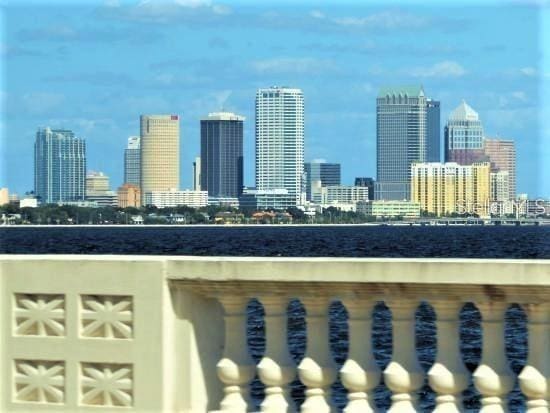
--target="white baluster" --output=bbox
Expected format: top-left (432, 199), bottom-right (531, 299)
top-left (297, 297), bottom-right (337, 413)
top-left (257, 296), bottom-right (296, 413)
top-left (519, 303), bottom-right (550, 412)
top-left (216, 297), bottom-right (256, 413)
top-left (340, 299), bottom-right (380, 413)
top-left (383, 300), bottom-right (424, 412)
top-left (428, 301), bottom-right (469, 413)
top-left (473, 302), bottom-right (514, 413)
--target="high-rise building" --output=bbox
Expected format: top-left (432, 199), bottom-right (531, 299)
top-left (304, 160), bottom-right (341, 202)
top-left (411, 162), bottom-right (491, 217)
top-left (34, 127), bottom-right (86, 204)
top-left (426, 99), bottom-right (441, 162)
top-left (200, 112), bottom-right (244, 198)
top-left (124, 136), bottom-right (141, 187)
top-left (376, 86), bottom-right (427, 201)
top-left (444, 101), bottom-right (487, 165)
top-left (354, 177), bottom-right (375, 201)
top-left (256, 86), bottom-right (304, 206)
top-left (140, 115), bottom-right (180, 201)
top-left (484, 138), bottom-right (516, 201)
top-left (193, 157), bottom-right (201, 191)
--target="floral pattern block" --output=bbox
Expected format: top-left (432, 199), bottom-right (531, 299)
top-left (14, 294), bottom-right (65, 336)
top-left (81, 295), bottom-right (133, 339)
top-left (14, 360), bottom-right (65, 404)
top-left (81, 363), bottom-right (133, 407)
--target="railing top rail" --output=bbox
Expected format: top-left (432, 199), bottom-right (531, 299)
top-left (2, 255), bottom-right (549, 288)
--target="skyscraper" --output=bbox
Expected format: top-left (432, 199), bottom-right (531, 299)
top-left (304, 160), bottom-right (341, 201)
top-left (484, 138), bottom-right (516, 200)
top-left (140, 115), bottom-right (180, 200)
top-left (200, 112), bottom-right (244, 198)
top-left (444, 101), bottom-right (486, 165)
top-left (426, 99), bottom-right (440, 162)
top-left (34, 127), bottom-right (86, 204)
top-left (376, 86), bottom-right (427, 200)
top-left (193, 157), bottom-right (201, 191)
top-left (124, 136), bottom-right (141, 186)
top-left (256, 86), bottom-right (304, 206)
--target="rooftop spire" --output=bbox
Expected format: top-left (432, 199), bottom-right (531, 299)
top-left (449, 100), bottom-right (479, 121)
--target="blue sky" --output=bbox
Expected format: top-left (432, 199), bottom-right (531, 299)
top-left (1, 0), bottom-right (549, 197)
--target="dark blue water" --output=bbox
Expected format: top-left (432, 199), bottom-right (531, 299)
top-left (1, 225), bottom-right (549, 258)
top-left (1, 226), bottom-right (540, 411)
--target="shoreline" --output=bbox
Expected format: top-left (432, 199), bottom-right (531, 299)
top-left (1, 221), bottom-right (549, 228)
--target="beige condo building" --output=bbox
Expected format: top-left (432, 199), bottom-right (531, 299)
top-left (140, 115), bottom-right (180, 201)
top-left (411, 162), bottom-right (491, 217)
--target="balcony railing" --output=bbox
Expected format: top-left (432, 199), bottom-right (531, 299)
top-left (1, 256), bottom-right (548, 412)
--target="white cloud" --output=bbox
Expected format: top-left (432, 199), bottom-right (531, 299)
top-left (251, 57), bottom-right (337, 74)
top-left (174, 0), bottom-right (211, 7)
top-left (310, 10), bottom-right (325, 19)
top-left (125, 0), bottom-right (230, 22)
top-left (212, 4), bottom-right (231, 15)
top-left (21, 92), bottom-right (66, 115)
top-left (520, 67), bottom-right (537, 77)
top-left (511, 91), bottom-right (528, 102)
top-left (362, 83), bottom-right (374, 94)
top-left (45, 118), bottom-right (117, 135)
top-left (333, 11), bottom-right (428, 29)
top-left (214, 90), bottom-right (232, 109)
top-left (410, 61), bottom-right (466, 78)
top-left (103, 0), bottom-right (120, 7)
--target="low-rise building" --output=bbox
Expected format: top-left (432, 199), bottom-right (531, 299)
top-left (239, 189), bottom-right (297, 210)
top-left (320, 185), bottom-right (369, 205)
top-left (144, 190), bottom-right (208, 208)
top-left (250, 211), bottom-right (293, 224)
top-left (214, 211), bottom-right (244, 224)
top-left (118, 184), bottom-right (141, 208)
top-left (208, 197), bottom-right (240, 208)
top-left (357, 200), bottom-right (421, 219)
top-left (20, 197), bottom-right (38, 208)
top-left (85, 192), bottom-right (118, 207)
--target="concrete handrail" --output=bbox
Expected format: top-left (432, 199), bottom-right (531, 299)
top-left (1, 255), bottom-right (549, 412)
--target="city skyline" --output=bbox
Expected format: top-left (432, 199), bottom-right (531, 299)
top-left (1, 1), bottom-right (548, 197)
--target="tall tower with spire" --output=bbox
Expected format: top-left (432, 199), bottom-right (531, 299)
top-left (444, 100), bottom-right (487, 165)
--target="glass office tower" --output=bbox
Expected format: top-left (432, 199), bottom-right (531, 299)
top-left (200, 112), bottom-right (244, 198)
top-left (375, 85), bottom-right (427, 200)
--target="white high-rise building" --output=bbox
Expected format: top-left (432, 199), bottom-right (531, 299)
top-left (255, 87), bottom-right (304, 207)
